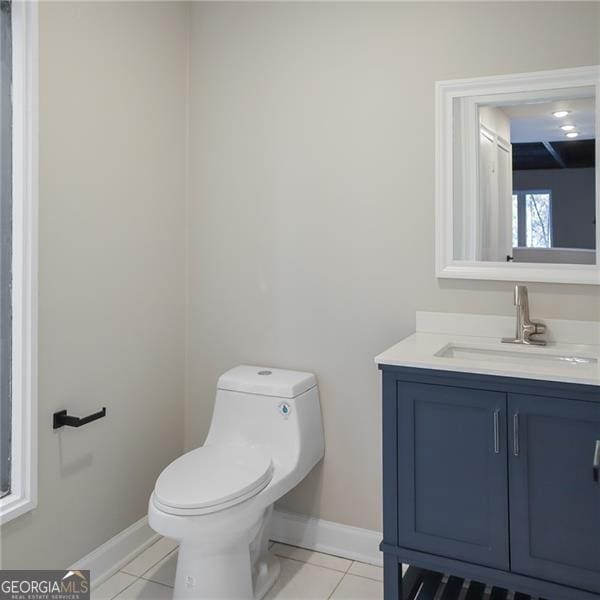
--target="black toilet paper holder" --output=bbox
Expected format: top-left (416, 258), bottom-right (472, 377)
top-left (53, 407), bottom-right (107, 430)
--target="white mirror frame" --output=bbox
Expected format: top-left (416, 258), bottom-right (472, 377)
top-left (435, 65), bottom-right (600, 285)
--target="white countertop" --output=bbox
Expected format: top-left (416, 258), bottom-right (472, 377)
top-left (375, 312), bottom-right (600, 387)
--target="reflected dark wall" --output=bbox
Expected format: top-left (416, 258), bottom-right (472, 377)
top-left (513, 167), bottom-right (596, 249)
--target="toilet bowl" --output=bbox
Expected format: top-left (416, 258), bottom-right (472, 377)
top-left (148, 365), bottom-right (325, 600)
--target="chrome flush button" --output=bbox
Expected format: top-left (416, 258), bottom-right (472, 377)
top-left (279, 402), bottom-right (291, 418)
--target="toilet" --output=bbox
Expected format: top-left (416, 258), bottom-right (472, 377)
top-left (148, 365), bottom-right (325, 600)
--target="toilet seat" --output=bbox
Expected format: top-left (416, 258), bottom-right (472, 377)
top-left (153, 444), bottom-right (274, 516)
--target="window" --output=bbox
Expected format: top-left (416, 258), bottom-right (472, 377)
top-left (1, 0), bottom-right (12, 500)
top-left (512, 190), bottom-right (553, 249)
top-left (0, 0), bottom-right (37, 524)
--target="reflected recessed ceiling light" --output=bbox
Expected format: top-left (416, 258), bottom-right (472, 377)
top-left (553, 110), bottom-right (570, 118)
top-left (565, 131), bottom-right (579, 138)
top-left (560, 124), bottom-right (576, 131)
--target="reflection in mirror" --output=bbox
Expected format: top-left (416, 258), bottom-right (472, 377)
top-left (453, 87), bottom-right (596, 265)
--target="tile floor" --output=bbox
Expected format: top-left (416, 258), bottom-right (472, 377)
top-left (92, 538), bottom-right (386, 600)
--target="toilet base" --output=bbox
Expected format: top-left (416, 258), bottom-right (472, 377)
top-left (162, 504), bottom-right (280, 600)
top-left (173, 544), bottom-right (280, 600)
top-left (254, 553), bottom-right (281, 600)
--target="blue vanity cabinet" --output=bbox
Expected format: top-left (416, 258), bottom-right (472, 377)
top-left (381, 366), bottom-right (600, 600)
top-left (508, 393), bottom-right (600, 593)
top-left (396, 382), bottom-right (509, 570)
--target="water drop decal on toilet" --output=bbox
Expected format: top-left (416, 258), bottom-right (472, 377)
top-left (278, 402), bottom-right (291, 418)
top-left (258, 370), bottom-right (272, 376)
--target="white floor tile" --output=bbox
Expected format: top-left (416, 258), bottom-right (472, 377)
top-left (122, 538), bottom-right (178, 577)
top-left (92, 572), bottom-right (137, 600)
top-left (329, 574), bottom-right (383, 600)
top-left (265, 558), bottom-right (343, 600)
top-left (113, 579), bottom-right (173, 600)
top-left (141, 551), bottom-right (178, 587)
top-left (271, 544), bottom-right (351, 573)
top-left (346, 562), bottom-right (383, 581)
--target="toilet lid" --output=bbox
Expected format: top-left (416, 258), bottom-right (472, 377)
top-left (154, 444), bottom-right (273, 511)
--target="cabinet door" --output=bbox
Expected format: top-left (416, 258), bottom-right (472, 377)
top-left (509, 394), bottom-right (600, 593)
top-left (397, 382), bottom-right (509, 569)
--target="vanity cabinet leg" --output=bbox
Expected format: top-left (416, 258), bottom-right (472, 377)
top-left (383, 553), bottom-right (402, 600)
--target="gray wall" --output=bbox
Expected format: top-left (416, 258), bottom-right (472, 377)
top-left (513, 167), bottom-right (596, 249)
top-left (0, 2), bottom-right (188, 568)
top-left (3, 1), bottom-right (600, 568)
top-left (187, 1), bottom-right (600, 533)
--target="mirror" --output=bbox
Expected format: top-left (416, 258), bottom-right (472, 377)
top-left (436, 66), bottom-right (600, 285)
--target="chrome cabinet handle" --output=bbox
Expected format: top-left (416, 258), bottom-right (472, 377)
top-left (593, 440), bottom-right (600, 483)
top-left (513, 413), bottom-right (520, 457)
top-left (493, 409), bottom-right (500, 454)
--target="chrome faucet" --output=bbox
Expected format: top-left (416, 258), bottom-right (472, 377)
top-left (502, 285), bottom-right (547, 346)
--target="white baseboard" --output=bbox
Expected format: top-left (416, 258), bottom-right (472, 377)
top-left (270, 509), bottom-right (383, 567)
top-left (69, 516), bottom-right (160, 589)
top-left (70, 509), bottom-right (382, 590)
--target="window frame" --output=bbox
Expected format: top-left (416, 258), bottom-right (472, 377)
top-left (1, 0), bottom-right (13, 499)
top-left (0, 0), bottom-right (38, 525)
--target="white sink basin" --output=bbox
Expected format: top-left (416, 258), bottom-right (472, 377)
top-left (435, 343), bottom-right (598, 367)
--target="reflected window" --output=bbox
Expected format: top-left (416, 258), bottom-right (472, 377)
top-left (512, 190), bottom-right (552, 249)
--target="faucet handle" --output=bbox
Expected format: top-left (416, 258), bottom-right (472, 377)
top-left (533, 322), bottom-right (546, 336)
top-left (514, 284), bottom-right (528, 306)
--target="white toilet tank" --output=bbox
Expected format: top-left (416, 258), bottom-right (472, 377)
top-left (205, 366), bottom-right (324, 479)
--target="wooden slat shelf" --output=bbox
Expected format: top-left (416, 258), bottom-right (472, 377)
top-left (402, 566), bottom-right (549, 600)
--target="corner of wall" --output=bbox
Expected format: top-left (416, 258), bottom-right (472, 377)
top-left (183, 0), bottom-right (194, 453)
